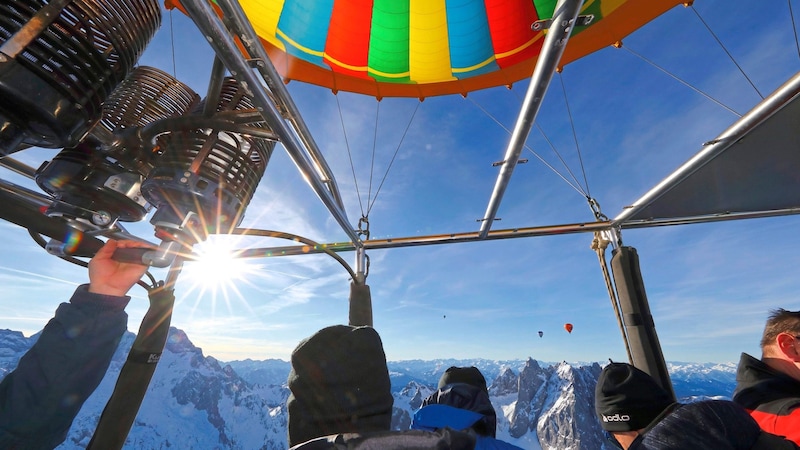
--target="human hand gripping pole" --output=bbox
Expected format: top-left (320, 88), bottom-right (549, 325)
top-left (89, 239), bottom-right (153, 295)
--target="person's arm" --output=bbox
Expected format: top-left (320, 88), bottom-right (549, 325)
top-left (0, 239), bottom-right (152, 448)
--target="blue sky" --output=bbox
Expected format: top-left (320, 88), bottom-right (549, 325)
top-left (1, 0), bottom-right (799, 366)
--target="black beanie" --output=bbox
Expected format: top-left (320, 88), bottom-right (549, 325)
top-left (287, 325), bottom-right (393, 447)
top-left (438, 366), bottom-right (488, 393)
top-left (595, 362), bottom-right (675, 432)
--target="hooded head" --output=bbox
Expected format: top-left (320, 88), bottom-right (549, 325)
top-left (287, 325), bottom-right (393, 447)
top-left (418, 366), bottom-right (497, 437)
top-left (594, 362), bottom-right (675, 432)
top-left (438, 366), bottom-right (488, 392)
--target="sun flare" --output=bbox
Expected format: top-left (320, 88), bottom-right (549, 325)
top-left (182, 238), bottom-right (259, 295)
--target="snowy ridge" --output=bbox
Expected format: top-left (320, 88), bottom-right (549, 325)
top-left (0, 328), bottom-right (31, 378)
top-left (0, 328), bottom-right (738, 449)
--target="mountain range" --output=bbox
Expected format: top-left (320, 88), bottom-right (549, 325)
top-left (0, 327), bottom-right (738, 449)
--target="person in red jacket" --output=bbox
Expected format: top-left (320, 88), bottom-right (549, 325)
top-left (733, 308), bottom-right (800, 445)
top-left (0, 239), bottom-right (152, 449)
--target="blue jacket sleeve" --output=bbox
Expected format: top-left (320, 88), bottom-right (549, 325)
top-left (0, 284), bottom-right (130, 449)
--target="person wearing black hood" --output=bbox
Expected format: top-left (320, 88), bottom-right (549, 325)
top-left (286, 325), bottom-right (476, 449)
top-left (411, 366), bottom-right (523, 449)
top-left (595, 361), bottom-right (799, 450)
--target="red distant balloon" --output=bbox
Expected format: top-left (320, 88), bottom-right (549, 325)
top-left (564, 323), bottom-right (573, 334)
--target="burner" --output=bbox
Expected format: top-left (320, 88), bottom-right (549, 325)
top-left (34, 66), bottom-right (199, 226)
top-left (0, 0), bottom-right (161, 154)
top-left (142, 77), bottom-right (276, 243)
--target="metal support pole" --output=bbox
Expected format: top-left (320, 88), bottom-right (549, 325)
top-left (214, 0), bottom-right (347, 211)
top-left (179, 0), bottom-right (361, 246)
top-left (479, 0), bottom-right (584, 238)
top-left (202, 56), bottom-right (228, 118)
top-left (354, 247), bottom-right (367, 284)
top-left (614, 70), bottom-right (800, 226)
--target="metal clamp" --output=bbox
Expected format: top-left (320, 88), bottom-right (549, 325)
top-left (532, 14), bottom-right (595, 32)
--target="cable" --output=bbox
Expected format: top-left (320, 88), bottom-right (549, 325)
top-left (622, 45), bottom-right (742, 117)
top-left (169, 9), bottom-right (177, 79)
top-left (558, 72), bottom-right (592, 198)
top-left (367, 100), bottom-right (380, 213)
top-left (592, 231), bottom-right (633, 363)
top-left (690, 5), bottom-right (763, 99)
top-left (367, 101), bottom-right (420, 215)
top-left (336, 94), bottom-right (365, 216)
top-left (467, 96), bottom-right (588, 198)
top-left (336, 98), bottom-right (419, 222)
top-left (509, 87), bottom-right (588, 195)
top-left (790, 0), bottom-right (800, 61)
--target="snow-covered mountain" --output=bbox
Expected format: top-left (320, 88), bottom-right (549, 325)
top-left (0, 327), bottom-right (737, 449)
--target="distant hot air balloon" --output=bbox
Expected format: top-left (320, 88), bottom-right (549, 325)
top-left (564, 323), bottom-right (573, 334)
top-left (538, 331), bottom-right (543, 338)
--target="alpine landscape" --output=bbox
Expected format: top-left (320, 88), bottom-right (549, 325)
top-left (0, 327), bottom-right (737, 449)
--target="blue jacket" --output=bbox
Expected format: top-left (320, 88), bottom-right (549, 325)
top-left (0, 284), bottom-right (130, 449)
top-left (412, 404), bottom-right (524, 450)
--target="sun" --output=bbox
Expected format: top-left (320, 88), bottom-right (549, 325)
top-left (181, 237), bottom-right (259, 295)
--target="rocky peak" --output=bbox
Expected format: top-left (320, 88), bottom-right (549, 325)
top-left (490, 366), bottom-right (519, 396)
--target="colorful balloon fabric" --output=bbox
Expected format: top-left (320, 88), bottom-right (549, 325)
top-left (166, 0), bottom-right (684, 98)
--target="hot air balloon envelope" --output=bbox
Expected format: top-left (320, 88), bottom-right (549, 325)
top-left (538, 331), bottom-right (543, 338)
top-left (166, 0), bottom-right (685, 99)
top-left (564, 323), bottom-right (573, 334)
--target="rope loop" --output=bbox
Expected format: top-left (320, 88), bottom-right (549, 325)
top-left (592, 230), bottom-right (634, 363)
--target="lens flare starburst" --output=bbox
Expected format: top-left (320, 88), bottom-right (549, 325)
top-left (178, 236), bottom-right (263, 316)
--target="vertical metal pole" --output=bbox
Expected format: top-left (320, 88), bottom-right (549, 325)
top-left (610, 246), bottom-right (676, 400)
top-left (214, 0), bottom-right (348, 211)
top-left (201, 56), bottom-right (227, 118)
top-left (179, 0), bottom-right (361, 245)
